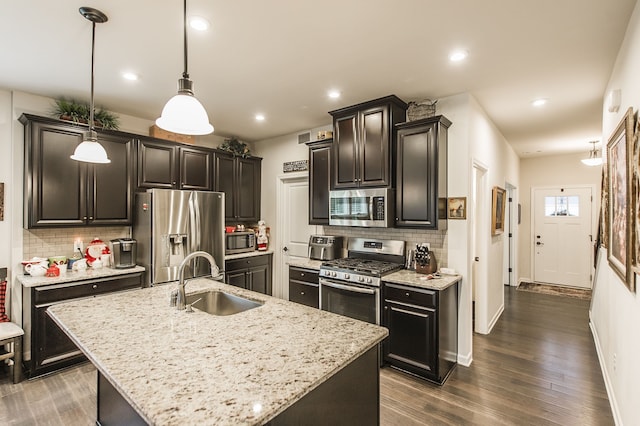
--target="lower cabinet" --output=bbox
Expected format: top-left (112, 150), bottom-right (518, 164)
top-left (288, 266), bottom-right (319, 308)
top-left (25, 272), bottom-right (143, 378)
top-left (225, 253), bottom-right (272, 295)
top-left (382, 280), bottom-right (458, 384)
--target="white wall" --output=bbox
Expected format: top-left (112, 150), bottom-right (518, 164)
top-left (518, 152), bottom-right (602, 283)
top-left (591, 2), bottom-right (640, 424)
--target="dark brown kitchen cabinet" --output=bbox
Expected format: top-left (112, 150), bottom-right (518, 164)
top-left (307, 139), bottom-right (332, 225)
top-left (329, 95), bottom-right (407, 189)
top-left (288, 266), bottom-right (319, 308)
top-left (395, 116), bottom-right (451, 229)
top-left (25, 272), bottom-right (143, 378)
top-left (20, 114), bottom-right (134, 228)
top-left (382, 280), bottom-right (458, 385)
top-left (214, 152), bottom-right (262, 223)
top-left (225, 253), bottom-right (272, 295)
top-left (137, 138), bottom-right (213, 191)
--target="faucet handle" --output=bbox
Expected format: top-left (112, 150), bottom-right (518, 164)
top-left (169, 289), bottom-right (178, 307)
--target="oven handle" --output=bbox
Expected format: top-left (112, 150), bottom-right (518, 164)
top-left (320, 278), bottom-right (377, 295)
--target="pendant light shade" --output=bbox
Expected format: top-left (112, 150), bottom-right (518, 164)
top-left (156, 0), bottom-right (213, 135)
top-left (71, 7), bottom-right (110, 164)
top-left (580, 141), bottom-right (603, 166)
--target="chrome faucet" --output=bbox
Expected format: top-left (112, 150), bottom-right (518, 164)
top-left (175, 251), bottom-right (220, 310)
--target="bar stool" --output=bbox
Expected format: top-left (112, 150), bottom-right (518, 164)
top-left (0, 322), bottom-right (24, 383)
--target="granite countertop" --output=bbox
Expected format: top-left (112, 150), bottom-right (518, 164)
top-left (287, 258), bottom-right (323, 270)
top-left (17, 265), bottom-right (146, 288)
top-left (225, 249), bottom-right (274, 260)
top-left (48, 279), bottom-right (388, 425)
top-left (383, 269), bottom-right (461, 290)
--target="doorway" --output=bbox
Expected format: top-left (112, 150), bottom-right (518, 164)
top-left (275, 172), bottom-right (317, 299)
top-left (532, 186), bottom-right (594, 289)
top-left (471, 161), bottom-right (489, 334)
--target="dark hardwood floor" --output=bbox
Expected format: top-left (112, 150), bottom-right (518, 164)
top-left (0, 287), bottom-right (613, 425)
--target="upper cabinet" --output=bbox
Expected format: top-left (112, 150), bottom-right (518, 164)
top-left (329, 95), bottom-right (407, 189)
top-left (395, 116), bottom-right (451, 229)
top-left (21, 114), bottom-right (134, 228)
top-left (307, 139), bottom-right (332, 225)
top-left (137, 138), bottom-right (212, 191)
top-left (214, 152), bottom-right (261, 223)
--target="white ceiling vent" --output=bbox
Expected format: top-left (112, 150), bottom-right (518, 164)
top-left (297, 131), bottom-right (311, 144)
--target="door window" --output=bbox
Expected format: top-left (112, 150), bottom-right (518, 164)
top-left (544, 195), bottom-right (579, 217)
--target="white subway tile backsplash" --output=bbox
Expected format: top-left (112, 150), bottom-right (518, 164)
top-left (23, 226), bottom-right (131, 260)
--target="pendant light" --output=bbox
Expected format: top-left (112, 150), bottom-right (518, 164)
top-left (71, 7), bottom-right (111, 164)
top-left (581, 141), bottom-right (603, 166)
top-left (156, 0), bottom-right (214, 135)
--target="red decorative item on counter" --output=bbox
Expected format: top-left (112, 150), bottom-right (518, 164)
top-left (0, 280), bottom-right (9, 322)
top-left (45, 266), bottom-right (60, 277)
top-left (85, 237), bottom-right (108, 264)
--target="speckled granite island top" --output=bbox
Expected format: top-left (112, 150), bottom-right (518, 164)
top-left (48, 279), bottom-right (388, 425)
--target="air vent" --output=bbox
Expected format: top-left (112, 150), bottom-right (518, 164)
top-left (297, 132), bottom-right (311, 144)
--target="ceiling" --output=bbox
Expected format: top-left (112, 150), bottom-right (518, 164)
top-left (1, 0), bottom-right (637, 157)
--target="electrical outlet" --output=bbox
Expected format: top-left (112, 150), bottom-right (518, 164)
top-left (73, 239), bottom-right (84, 254)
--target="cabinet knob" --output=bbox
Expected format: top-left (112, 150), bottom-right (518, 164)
top-left (92, 284), bottom-right (98, 289)
top-left (172, 181), bottom-right (177, 185)
top-left (301, 291), bottom-right (305, 295)
top-left (405, 292), bottom-right (410, 297)
top-left (301, 273), bottom-right (305, 276)
top-left (83, 216), bottom-right (88, 220)
top-left (89, 216), bottom-right (94, 220)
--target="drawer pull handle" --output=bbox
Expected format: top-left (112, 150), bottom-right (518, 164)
top-left (301, 273), bottom-right (305, 276)
top-left (92, 284), bottom-right (98, 289)
top-left (405, 292), bottom-right (410, 297)
top-left (301, 291), bottom-right (305, 295)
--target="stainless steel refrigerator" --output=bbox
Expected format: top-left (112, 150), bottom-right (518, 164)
top-left (133, 189), bottom-right (225, 287)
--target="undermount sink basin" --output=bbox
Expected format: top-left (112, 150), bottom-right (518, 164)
top-left (185, 290), bottom-right (263, 316)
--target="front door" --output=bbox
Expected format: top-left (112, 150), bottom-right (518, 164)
top-left (533, 187), bottom-right (593, 288)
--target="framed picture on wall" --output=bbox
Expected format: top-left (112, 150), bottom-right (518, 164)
top-left (491, 186), bottom-right (506, 235)
top-left (632, 111), bottom-right (640, 278)
top-left (607, 107), bottom-right (635, 292)
top-left (448, 197), bottom-right (467, 219)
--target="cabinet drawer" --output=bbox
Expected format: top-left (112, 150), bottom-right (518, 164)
top-left (226, 254), bottom-right (269, 271)
top-left (383, 283), bottom-right (436, 308)
top-left (289, 267), bottom-right (319, 284)
top-left (34, 273), bottom-right (142, 304)
top-left (289, 280), bottom-right (319, 308)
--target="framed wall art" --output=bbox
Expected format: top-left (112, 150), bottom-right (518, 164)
top-left (491, 186), bottom-right (506, 235)
top-left (448, 197), bottom-right (467, 219)
top-left (607, 107), bottom-right (635, 292)
top-left (632, 110), bottom-right (640, 278)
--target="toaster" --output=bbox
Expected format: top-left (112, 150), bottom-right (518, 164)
top-left (308, 235), bottom-right (343, 260)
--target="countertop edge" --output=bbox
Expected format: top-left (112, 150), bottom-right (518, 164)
top-left (17, 265), bottom-right (146, 288)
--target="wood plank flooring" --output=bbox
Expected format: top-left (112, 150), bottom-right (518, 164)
top-left (0, 287), bottom-right (613, 425)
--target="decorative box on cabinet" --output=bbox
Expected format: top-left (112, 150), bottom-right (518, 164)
top-left (137, 138), bottom-right (213, 191)
top-left (225, 253), bottom-right (272, 295)
top-left (382, 280), bottom-right (458, 384)
top-left (307, 139), bottom-right (332, 225)
top-left (20, 114), bottom-right (134, 228)
top-left (329, 95), bottom-right (407, 189)
top-left (24, 272), bottom-right (143, 378)
top-left (288, 266), bottom-right (319, 308)
top-left (395, 116), bottom-right (450, 229)
top-left (214, 152), bottom-right (262, 223)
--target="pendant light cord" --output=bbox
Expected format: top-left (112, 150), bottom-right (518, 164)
top-left (183, 0), bottom-right (189, 79)
top-left (89, 20), bottom-right (96, 132)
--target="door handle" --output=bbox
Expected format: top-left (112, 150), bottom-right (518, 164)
top-left (283, 246), bottom-right (289, 252)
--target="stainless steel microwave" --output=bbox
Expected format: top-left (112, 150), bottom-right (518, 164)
top-left (329, 188), bottom-right (394, 228)
top-left (225, 231), bottom-right (256, 255)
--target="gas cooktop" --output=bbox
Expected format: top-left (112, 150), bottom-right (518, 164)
top-left (321, 258), bottom-right (403, 277)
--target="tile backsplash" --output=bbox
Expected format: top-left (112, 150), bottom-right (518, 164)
top-left (23, 226), bottom-right (131, 260)
top-left (321, 226), bottom-right (448, 267)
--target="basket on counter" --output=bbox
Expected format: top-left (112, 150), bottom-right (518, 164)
top-left (407, 99), bottom-right (438, 121)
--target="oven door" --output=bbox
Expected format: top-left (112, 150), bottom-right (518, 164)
top-left (319, 277), bottom-right (380, 325)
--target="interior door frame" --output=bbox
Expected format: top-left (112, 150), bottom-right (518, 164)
top-left (275, 171), bottom-right (315, 300)
top-left (471, 160), bottom-right (490, 334)
top-left (530, 184), bottom-right (597, 286)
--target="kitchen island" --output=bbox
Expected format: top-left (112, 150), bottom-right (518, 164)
top-left (48, 278), bottom-right (387, 425)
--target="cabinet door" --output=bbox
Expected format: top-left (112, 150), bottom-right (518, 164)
top-left (289, 280), bottom-right (319, 308)
top-left (332, 113), bottom-right (358, 189)
top-left (247, 265), bottom-right (269, 294)
top-left (89, 133), bottom-right (134, 225)
top-left (225, 269), bottom-right (248, 289)
top-left (308, 141), bottom-right (332, 224)
top-left (214, 152), bottom-right (236, 221)
top-left (33, 304), bottom-right (85, 375)
top-left (180, 147), bottom-right (212, 190)
top-left (236, 157), bottom-right (261, 222)
top-left (137, 139), bottom-right (177, 189)
top-left (383, 301), bottom-right (437, 377)
top-left (25, 120), bottom-right (87, 227)
top-left (359, 105), bottom-right (390, 187)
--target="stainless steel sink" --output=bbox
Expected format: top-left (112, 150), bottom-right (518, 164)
top-left (185, 291), bottom-right (263, 316)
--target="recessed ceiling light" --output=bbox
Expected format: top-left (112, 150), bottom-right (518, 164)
top-left (255, 114), bottom-right (265, 122)
top-left (531, 98), bottom-right (548, 107)
top-left (449, 50), bottom-right (468, 62)
top-left (328, 90), bottom-right (341, 99)
top-left (189, 16), bottom-right (210, 31)
top-left (122, 72), bottom-right (139, 81)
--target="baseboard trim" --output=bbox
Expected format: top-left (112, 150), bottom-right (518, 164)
top-left (485, 303), bottom-right (504, 334)
top-left (518, 277), bottom-right (531, 286)
top-left (457, 351), bottom-right (473, 367)
top-left (589, 316), bottom-right (621, 425)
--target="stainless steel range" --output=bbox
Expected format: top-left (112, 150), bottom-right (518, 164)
top-left (319, 237), bottom-right (405, 325)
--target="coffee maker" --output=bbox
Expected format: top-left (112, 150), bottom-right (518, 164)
top-left (110, 238), bottom-right (137, 269)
